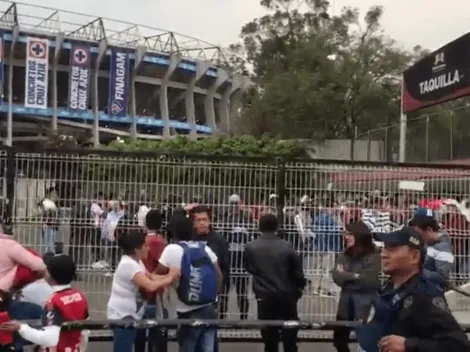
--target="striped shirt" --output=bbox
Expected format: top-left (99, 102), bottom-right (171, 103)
top-left (361, 208), bottom-right (391, 233)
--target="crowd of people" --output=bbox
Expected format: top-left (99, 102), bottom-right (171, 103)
top-left (35, 189), bottom-right (470, 294)
top-left (0, 187), bottom-right (470, 351)
top-left (1, 201), bottom-right (470, 352)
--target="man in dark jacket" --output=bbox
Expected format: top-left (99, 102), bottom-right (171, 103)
top-left (331, 221), bottom-right (381, 352)
top-left (356, 227), bottom-right (470, 352)
top-left (222, 196), bottom-right (256, 320)
top-left (190, 205), bottom-right (230, 318)
top-left (244, 214), bottom-right (306, 352)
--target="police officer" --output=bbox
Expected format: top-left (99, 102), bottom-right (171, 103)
top-left (356, 227), bottom-right (470, 352)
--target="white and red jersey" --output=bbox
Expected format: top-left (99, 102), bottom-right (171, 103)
top-left (41, 286), bottom-right (89, 352)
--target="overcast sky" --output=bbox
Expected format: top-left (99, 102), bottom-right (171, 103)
top-left (15, 0), bottom-right (470, 51)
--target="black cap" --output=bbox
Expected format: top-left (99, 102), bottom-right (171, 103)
top-left (345, 221), bottom-right (371, 235)
top-left (375, 227), bottom-right (424, 250)
top-left (46, 254), bottom-right (76, 285)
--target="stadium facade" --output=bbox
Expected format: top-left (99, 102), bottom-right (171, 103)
top-left (0, 1), bottom-right (249, 146)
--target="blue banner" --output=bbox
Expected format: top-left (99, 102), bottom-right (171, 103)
top-left (108, 49), bottom-right (130, 118)
top-left (68, 44), bottom-right (90, 112)
top-left (0, 37), bottom-right (3, 105)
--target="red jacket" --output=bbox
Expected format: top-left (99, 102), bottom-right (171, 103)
top-left (12, 248), bottom-right (43, 291)
top-left (141, 233), bottom-right (167, 301)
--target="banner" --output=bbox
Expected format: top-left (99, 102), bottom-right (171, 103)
top-left (108, 49), bottom-right (130, 118)
top-left (25, 37), bottom-right (49, 109)
top-left (68, 44), bottom-right (90, 112)
top-left (402, 32), bottom-right (470, 113)
top-left (0, 37), bottom-right (3, 105)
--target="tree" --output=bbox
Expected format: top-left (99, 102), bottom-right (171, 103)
top-left (234, 0), bottom-right (414, 159)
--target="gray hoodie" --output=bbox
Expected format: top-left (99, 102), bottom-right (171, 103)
top-left (423, 232), bottom-right (454, 290)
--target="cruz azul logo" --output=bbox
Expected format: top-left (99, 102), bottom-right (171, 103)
top-left (73, 48), bottom-right (88, 65)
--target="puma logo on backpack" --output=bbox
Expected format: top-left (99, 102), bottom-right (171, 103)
top-left (177, 241), bottom-right (218, 305)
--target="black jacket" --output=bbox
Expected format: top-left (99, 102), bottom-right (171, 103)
top-left (193, 229), bottom-right (230, 286)
top-left (357, 274), bottom-right (470, 352)
top-left (244, 233), bottom-right (306, 300)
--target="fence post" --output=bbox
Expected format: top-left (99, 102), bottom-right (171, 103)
top-left (3, 147), bottom-right (15, 234)
top-left (276, 158), bottom-right (286, 226)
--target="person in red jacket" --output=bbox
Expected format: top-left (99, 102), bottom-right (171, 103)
top-left (0, 255), bottom-right (89, 352)
top-left (135, 209), bottom-right (167, 352)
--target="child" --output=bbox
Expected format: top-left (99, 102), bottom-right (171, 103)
top-left (0, 254), bottom-right (89, 352)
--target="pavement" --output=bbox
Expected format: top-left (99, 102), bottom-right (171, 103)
top-left (86, 341), bottom-right (347, 352)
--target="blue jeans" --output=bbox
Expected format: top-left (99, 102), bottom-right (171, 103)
top-left (135, 305), bottom-right (168, 352)
top-left (42, 227), bottom-right (56, 253)
top-left (177, 304), bottom-right (217, 352)
top-left (8, 300), bottom-right (43, 351)
top-left (112, 316), bottom-right (137, 352)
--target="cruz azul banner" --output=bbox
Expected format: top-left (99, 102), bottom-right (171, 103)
top-left (0, 38), bottom-right (4, 81)
top-left (0, 37), bottom-right (4, 104)
top-left (68, 44), bottom-right (91, 112)
top-left (25, 37), bottom-right (49, 109)
top-left (108, 49), bottom-right (130, 118)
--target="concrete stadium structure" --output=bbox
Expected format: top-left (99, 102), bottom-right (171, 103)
top-left (0, 1), bottom-right (249, 146)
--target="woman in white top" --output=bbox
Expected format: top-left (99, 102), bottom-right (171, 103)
top-left (107, 231), bottom-right (178, 352)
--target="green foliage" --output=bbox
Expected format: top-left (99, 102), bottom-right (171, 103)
top-left (104, 135), bottom-right (306, 157)
top-left (231, 0), bottom-right (429, 159)
top-left (78, 136), bottom-right (308, 199)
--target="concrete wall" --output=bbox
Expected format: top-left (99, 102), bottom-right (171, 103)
top-left (308, 139), bottom-right (384, 161)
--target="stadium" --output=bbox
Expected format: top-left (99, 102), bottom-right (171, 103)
top-left (0, 1), bottom-right (249, 146)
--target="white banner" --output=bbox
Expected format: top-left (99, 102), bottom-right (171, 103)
top-left (25, 37), bottom-right (49, 109)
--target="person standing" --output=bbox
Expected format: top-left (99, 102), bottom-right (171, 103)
top-left (190, 206), bottom-right (230, 319)
top-left (356, 227), bottom-right (470, 352)
top-left (88, 193), bottom-right (107, 268)
top-left (331, 221), bottom-right (381, 352)
top-left (409, 208), bottom-right (454, 291)
top-left (244, 214), bottom-right (306, 352)
top-left (107, 231), bottom-right (176, 352)
top-left (157, 216), bottom-right (222, 352)
top-left (223, 196), bottom-right (255, 320)
top-left (136, 209), bottom-right (167, 352)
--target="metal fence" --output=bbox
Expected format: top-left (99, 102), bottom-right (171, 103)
top-left (354, 102), bottom-right (470, 163)
top-left (2, 147), bottom-right (470, 338)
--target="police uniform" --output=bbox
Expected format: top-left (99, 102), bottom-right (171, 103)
top-left (356, 228), bottom-right (470, 352)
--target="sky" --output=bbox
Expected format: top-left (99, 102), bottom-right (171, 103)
top-left (12, 0), bottom-right (470, 52)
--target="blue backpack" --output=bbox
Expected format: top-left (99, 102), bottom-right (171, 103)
top-left (176, 241), bottom-right (218, 305)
